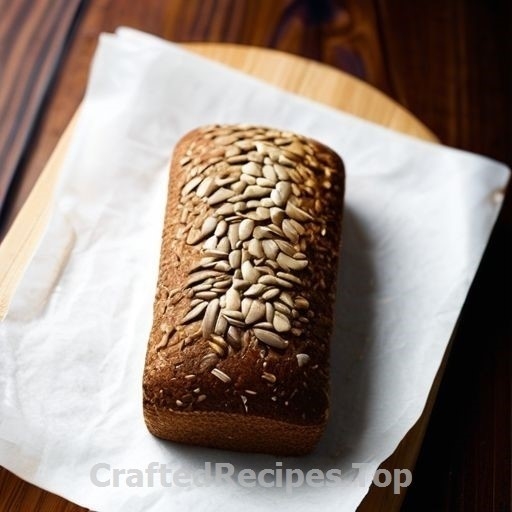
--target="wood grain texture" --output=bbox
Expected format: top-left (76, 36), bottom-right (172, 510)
top-left (0, 0), bottom-right (84, 224)
top-left (0, 0), bottom-right (510, 511)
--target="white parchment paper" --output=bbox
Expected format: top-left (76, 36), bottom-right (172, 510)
top-left (0, 28), bottom-right (509, 512)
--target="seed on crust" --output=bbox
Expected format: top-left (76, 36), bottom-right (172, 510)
top-left (180, 301), bottom-right (207, 324)
top-left (296, 353), bottom-right (310, 367)
top-left (211, 368), bottom-right (231, 383)
top-left (245, 300), bottom-right (266, 325)
top-left (202, 298), bottom-right (220, 338)
top-left (208, 187), bottom-right (235, 205)
top-left (181, 176), bottom-right (203, 196)
top-left (273, 311), bottom-right (291, 332)
top-left (261, 372), bottom-right (277, 384)
top-left (253, 328), bottom-right (288, 350)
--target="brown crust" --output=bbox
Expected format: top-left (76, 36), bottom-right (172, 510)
top-left (143, 125), bottom-right (344, 455)
top-left (144, 403), bottom-right (323, 456)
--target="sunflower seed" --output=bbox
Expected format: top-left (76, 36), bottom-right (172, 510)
top-left (273, 164), bottom-right (290, 181)
top-left (276, 181), bottom-right (291, 201)
top-left (196, 291), bottom-right (219, 300)
top-left (258, 275), bottom-right (278, 287)
top-left (260, 198), bottom-right (275, 208)
top-left (269, 207), bottom-right (285, 225)
top-left (213, 261), bottom-right (230, 272)
top-left (241, 297), bottom-right (252, 317)
top-left (255, 323), bottom-right (274, 332)
top-left (275, 271), bottom-right (301, 286)
top-left (185, 270), bottom-right (221, 288)
top-left (294, 296), bottom-right (310, 309)
top-left (273, 311), bottom-right (291, 332)
top-left (199, 353), bottom-right (219, 371)
top-left (254, 329), bottom-right (288, 349)
top-left (226, 326), bottom-right (242, 349)
top-left (211, 368), bottom-right (231, 383)
top-left (278, 154), bottom-right (296, 166)
top-left (274, 302), bottom-right (291, 315)
top-left (180, 301), bottom-right (207, 324)
top-left (216, 203), bottom-right (235, 216)
top-left (233, 278), bottom-right (251, 291)
top-left (226, 145), bottom-right (241, 157)
top-left (222, 309), bottom-right (244, 322)
top-left (275, 239), bottom-right (296, 256)
top-left (208, 341), bottom-right (226, 357)
top-left (261, 371), bottom-right (277, 384)
top-left (216, 175), bottom-right (239, 188)
top-left (282, 219), bottom-right (299, 243)
top-left (261, 275), bottom-right (292, 289)
top-left (227, 155), bottom-right (248, 164)
top-left (214, 278), bottom-right (231, 289)
top-left (241, 161), bottom-right (261, 177)
top-left (188, 298), bottom-right (202, 308)
top-left (262, 239), bottom-right (279, 259)
top-left (252, 226), bottom-right (272, 239)
top-left (208, 188), bottom-right (235, 205)
top-left (217, 236), bottom-right (231, 253)
top-left (277, 252), bottom-right (308, 271)
top-left (286, 201), bottom-right (313, 222)
top-left (228, 224), bottom-right (239, 249)
top-left (186, 228), bottom-right (203, 245)
top-left (291, 183), bottom-right (301, 197)
top-left (239, 219), bottom-right (255, 240)
top-left (255, 206), bottom-right (271, 220)
top-left (210, 334), bottom-right (228, 351)
top-left (201, 298), bottom-right (220, 338)
top-left (256, 177), bottom-right (275, 188)
top-left (270, 189), bottom-right (285, 207)
top-left (203, 235), bottom-right (218, 250)
top-left (214, 313), bottom-right (228, 336)
top-left (196, 176), bottom-right (218, 198)
top-left (291, 327), bottom-right (302, 336)
top-left (228, 249), bottom-right (241, 269)
top-left (241, 260), bottom-right (259, 282)
top-left (180, 155), bottom-right (192, 166)
top-left (240, 174), bottom-right (256, 185)
top-left (245, 300), bottom-right (266, 324)
top-left (244, 283), bottom-right (266, 297)
top-left (233, 201), bottom-right (247, 213)
top-left (247, 238), bottom-right (264, 258)
top-left (181, 176), bottom-right (203, 196)
top-left (214, 134), bottom-right (238, 146)
top-left (262, 287), bottom-right (280, 300)
top-left (265, 302), bottom-right (274, 323)
top-left (243, 185), bottom-right (272, 200)
top-left (226, 288), bottom-right (241, 310)
top-left (262, 165), bottom-right (277, 181)
top-left (279, 292), bottom-right (294, 307)
top-left (214, 220), bottom-right (228, 237)
top-left (248, 151), bottom-right (264, 163)
top-left (201, 252), bottom-right (226, 262)
top-left (231, 180), bottom-right (247, 194)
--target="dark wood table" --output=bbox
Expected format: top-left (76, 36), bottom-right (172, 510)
top-left (0, 1), bottom-right (510, 510)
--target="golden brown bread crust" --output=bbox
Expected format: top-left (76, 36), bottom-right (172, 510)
top-left (143, 125), bottom-right (344, 455)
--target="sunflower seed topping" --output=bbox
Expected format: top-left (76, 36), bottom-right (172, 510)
top-left (211, 368), bottom-right (231, 383)
top-left (296, 353), bottom-right (311, 367)
top-left (170, 125), bottom-right (334, 378)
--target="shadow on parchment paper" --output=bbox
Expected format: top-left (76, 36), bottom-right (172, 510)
top-left (167, 204), bottom-right (376, 491)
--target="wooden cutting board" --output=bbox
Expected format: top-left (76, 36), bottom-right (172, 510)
top-left (0, 43), bottom-right (440, 512)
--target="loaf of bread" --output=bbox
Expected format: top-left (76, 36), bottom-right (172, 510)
top-left (143, 124), bottom-right (344, 455)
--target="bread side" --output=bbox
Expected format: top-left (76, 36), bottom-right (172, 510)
top-left (143, 125), bottom-right (344, 455)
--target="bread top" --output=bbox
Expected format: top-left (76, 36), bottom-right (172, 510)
top-left (143, 125), bottom-right (344, 426)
